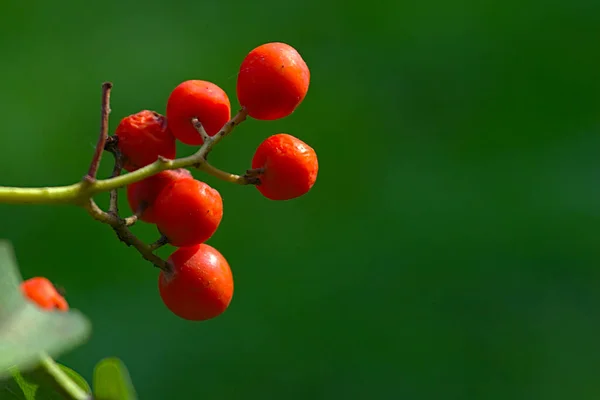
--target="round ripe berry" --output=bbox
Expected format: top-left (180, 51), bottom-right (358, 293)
top-left (236, 42), bottom-right (310, 120)
top-left (21, 277), bottom-right (69, 312)
top-left (116, 110), bottom-right (177, 172)
top-left (252, 133), bottom-right (318, 200)
top-left (153, 179), bottom-right (224, 247)
top-left (159, 244), bottom-right (233, 321)
top-left (166, 80), bottom-right (231, 146)
top-left (126, 169), bottom-right (193, 223)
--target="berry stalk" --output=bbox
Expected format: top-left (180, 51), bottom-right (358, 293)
top-left (105, 137), bottom-right (124, 215)
top-left (84, 135), bottom-right (173, 272)
top-left (0, 93), bottom-right (252, 205)
top-left (85, 82), bottom-right (113, 181)
top-left (83, 198), bottom-right (171, 272)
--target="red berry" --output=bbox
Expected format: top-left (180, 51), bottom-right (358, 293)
top-left (115, 110), bottom-right (177, 172)
top-left (252, 133), bottom-right (318, 200)
top-left (126, 169), bottom-right (193, 223)
top-left (21, 277), bottom-right (69, 312)
top-left (159, 244), bottom-right (233, 321)
top-left (153, 179), bottom-right (223, 247)
top-left (166, 80), bottom-right (231, 146)
top-left (237, 42), bottom-right (310, 120)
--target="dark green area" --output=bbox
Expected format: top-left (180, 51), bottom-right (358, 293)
top-left (1, 0), bottom-right (599, 399)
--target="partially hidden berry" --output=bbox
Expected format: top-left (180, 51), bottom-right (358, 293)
top-left (21, 277), bottom-right (69, 312)
top-left (166, 80), bottom-right (231, 146)
top-left (159, 244), bottom-right (233, 321)
top-left (115, 110), bottom-right (177, 172)
top-left (252, 133), bottom-right (318, 200)
top-left (237, 42), bottom-right (310, 120)
top-left (127, 169), bottom-right (193, 223)
top-left (153, 178), bottom-right (224, 247)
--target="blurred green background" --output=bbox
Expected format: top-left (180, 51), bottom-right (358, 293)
top-left (1, 0), bottom-right (599, 399)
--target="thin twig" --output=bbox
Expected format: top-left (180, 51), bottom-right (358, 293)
top-left (197, 162), bottom-right (253, 184)
top-left (112, 226), bottom-right (170, 272)
top-left (198, 108), bottom-right (248, 155)
top-left (83, 198), bottom-right (171, 272)
top-left (87, 133), bottom-right (171, 271)
top-left (149, 236), bottom-right (169, 251)
top-left (107, 145), bottom-right (124, 216)
top-left (86, 82), bottom-right (113, 181)
top-left (191, 118), bottom-right (210, 143)
top-left (190, 109), bottom-right (254, 182)
top-left (84, 197), bottom-right (114, 224)
top-left (123, 214), bottom-right (139, 227)
top-left (122, 202), bottom-right (146, 226)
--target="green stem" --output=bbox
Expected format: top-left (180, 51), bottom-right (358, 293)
top-left (198, 162), bottom-right (248, 184)
top-left (0, 108), bottom-right (250, 206)
top-left (0, 183), bottom-right (83, 205)
top-left (36, 352), bottom-right (91, 400)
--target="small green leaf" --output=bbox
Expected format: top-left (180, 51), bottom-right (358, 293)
top-left (55, 365), bottom-right (91, 394)
top-left (93, 358), bottom-right (137, 400)
top-left (0, 241), bottom-right (92, 379)
top-left (0, 364), bottom-right (92, 400)
top-left (1, 368), bottom-right (37, 399)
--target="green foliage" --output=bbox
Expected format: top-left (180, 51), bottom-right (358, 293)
top-left (0, 241), bottom-right (138, 399)
top-left (2, 369), bottom-right (38, 400)
top-left (0, 306), bottom-right (91, 381)
top-left (1, 364), bottom-right (91, 399)
top-left (0, 240), bottom-right (94, 399)
top-left (0, 241), bottom-right (91, 379)
top-left (53, 365), bottom-right (91, 395)
top-left (93, 358), bottom-right (137, 400)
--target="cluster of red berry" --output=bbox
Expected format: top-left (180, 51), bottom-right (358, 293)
top-left (21, 42), bottom-right (318, 322)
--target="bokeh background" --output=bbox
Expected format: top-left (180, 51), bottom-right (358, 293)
top-left (1, 0), bottom-right (599, 399)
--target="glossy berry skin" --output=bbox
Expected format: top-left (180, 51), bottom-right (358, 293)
top-left (153, 179), bottom-right (224, 247)
top-left (252, 133), bottom-right (318, 200)
top-left (166, 80), bottom-right (231, 146)
top-left (126, 169), bottom-right (193, 223)
top-left (159, 244), bottom-right (233, 321)
top-left (237, 42), bottom-right (310, 120)
top-left (115, 110), bottom-right (177, 172)
top-left (21, 277), bottom-right (69, 312)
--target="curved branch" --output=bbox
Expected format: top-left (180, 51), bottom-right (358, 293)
top-left (83, 198), bottom-right (171, 272)
top-left (0, 107), bottom-right (252, 205)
